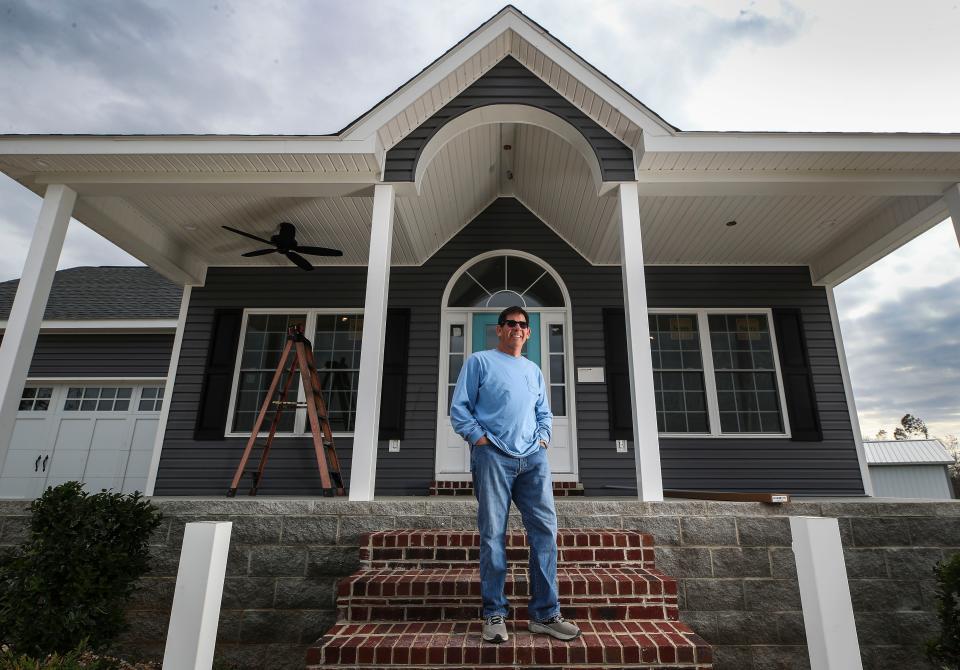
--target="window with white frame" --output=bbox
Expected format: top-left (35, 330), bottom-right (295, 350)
top-left (229, 311), bottom-right (363, 435)
top-left (19, 387), bottom-right (53, 411)
top-left (312, 313), bottom-right (363, 432)
top-left (649, 314), bottom-right (709, 433)
top-left (138, 386), bottom-right (165, 412)
top-left (63, 386), bottom-right (134, 412)
top-left (650, 310), bottom-right (788, 436)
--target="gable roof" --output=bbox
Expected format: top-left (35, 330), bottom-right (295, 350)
top-left (863, 440), bottom-right (954, 465)
top-left (338, 5), bottom-right (678, 147)
top-left (0, 267), bottom-right (182, 321)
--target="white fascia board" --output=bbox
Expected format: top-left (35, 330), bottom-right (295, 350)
top-left (341, 9), bottom-right (674, 144)
top-left (0, 136), bottom-right (377, 155)
top-left (0, 319), bottom-right (178, 333)
top-left (340, 13), bottom-right (521, 141)
top-left (505, 17), bottom-right (674, 137)
top-left (643, 131), bottom-right (960, 154)
top-left (811, 198), bottom-right (949, 286)
top-left (30, 172), bottom-right (379, 198)
top-left (634, 171), bottom-right (960, 197)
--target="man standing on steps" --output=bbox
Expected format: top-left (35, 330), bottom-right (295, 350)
top-left (450, 305), bottom-right (581, 644)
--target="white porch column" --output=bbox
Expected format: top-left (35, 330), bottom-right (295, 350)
top-left (826, 286), bottom-right (874, 496)
top-left (790, 517), bottom-right (863, 669)
top-left (349, 184), bottom-right (395, 501)
top-left (0, 184), bottom-right (76, 468)
top-left (162, 521), bottom-right (232, 670)
top-left (617, 182), bottom-right (664, 501)
top-left (944, 183), bottom-right (960, 247)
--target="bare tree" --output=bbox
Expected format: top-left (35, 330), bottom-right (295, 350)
top-left (893, 413), bottom-right (929, 440)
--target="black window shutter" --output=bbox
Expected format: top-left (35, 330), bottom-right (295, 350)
top-left (772, 308), bottom-right (823, 442)
top-left (194, 309), bottom-right (243, 440)
top-left (602, 308), bottom-right (633, 441)
top-left (378, 308), bottom-right (410, 440)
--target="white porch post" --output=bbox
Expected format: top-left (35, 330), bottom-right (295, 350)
top-left (944, 183), bottom-right (960, 247)
top-left (0, 184), bottom-right (76, 468)
top-left (349, 184), bottom-right (395, 501)
top-left (825, 286), bottom-right (874, 496)
top-left (617, 182), bottom-right (664, 501)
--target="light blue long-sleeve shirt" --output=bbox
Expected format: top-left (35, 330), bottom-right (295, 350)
top-left (450, 349), bottom-right (552, 459)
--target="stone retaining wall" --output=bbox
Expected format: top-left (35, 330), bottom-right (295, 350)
top-left (1, 498), bottom-right (957, 669)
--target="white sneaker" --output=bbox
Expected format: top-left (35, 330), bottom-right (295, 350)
top-left (482, 614), bottom-right (509, 643)
top-left (528, 614), bottom-right (581, 641)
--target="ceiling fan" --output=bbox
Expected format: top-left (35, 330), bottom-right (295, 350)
top-left (222, 222), bottom-right (343, 271)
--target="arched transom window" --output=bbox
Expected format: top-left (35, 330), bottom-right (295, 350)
top-left (447, 255), bottom-right (565, 308)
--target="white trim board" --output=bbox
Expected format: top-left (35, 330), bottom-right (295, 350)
top-left (0, 319), bottom-right (178, 333)
top-left (146, 285), bottom-right (191, 496)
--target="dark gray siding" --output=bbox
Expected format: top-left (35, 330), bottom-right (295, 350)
top-left (384, 57), bottom-right (635, 182)
top-left (155, 198), bottom-right (863, 496)
top-left (0, 333), bottom-right (173, 378)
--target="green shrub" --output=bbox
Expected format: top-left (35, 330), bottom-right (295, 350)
top-left (927, 552), bottom-right (960, 669)
top-left (0, 482), bottom-right (163, 658)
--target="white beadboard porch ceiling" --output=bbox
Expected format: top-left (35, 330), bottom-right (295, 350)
top-left (36, 123), bottom-right (945, 273)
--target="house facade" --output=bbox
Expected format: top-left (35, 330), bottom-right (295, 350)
top-left (2, 7), bottom-right (960, 501)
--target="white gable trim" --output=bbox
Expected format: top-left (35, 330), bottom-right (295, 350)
top-left (340, 8), bottom-right (674, 147)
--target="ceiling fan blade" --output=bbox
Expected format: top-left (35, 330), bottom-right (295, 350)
top-left (222, 225), bottom-right (273, 245)
top-left (285, 250), bottom-right (314, 271)
top-left (294, 245), bottom-right (344, 257)
top-left (241, 248), bottom-right (278, 258)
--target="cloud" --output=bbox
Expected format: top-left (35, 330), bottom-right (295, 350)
top-left (0, 176), bottom-right (140, 281)
top-left (838, 272), bottom-right (960, 438)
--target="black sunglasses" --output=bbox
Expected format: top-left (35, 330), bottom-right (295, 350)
top-left (499, 319), bottom-right (529, 329)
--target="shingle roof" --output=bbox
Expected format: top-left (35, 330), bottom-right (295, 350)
top-left (863, 439), bottom-right (954, 465)
top-left (0, 266), bottom-right (182, 321)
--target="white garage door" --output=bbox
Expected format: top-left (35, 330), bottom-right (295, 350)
top-left (0, 382), bottom-right (164, 499)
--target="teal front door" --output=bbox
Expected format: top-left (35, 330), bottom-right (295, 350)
top-left (471, 312), bottom-right (541, 365)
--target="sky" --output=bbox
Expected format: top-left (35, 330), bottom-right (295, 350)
top-left (0, 0), bottom-right (958, 440)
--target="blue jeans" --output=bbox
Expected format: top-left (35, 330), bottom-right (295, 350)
top-left (470, 443), bottom-right (560, 622)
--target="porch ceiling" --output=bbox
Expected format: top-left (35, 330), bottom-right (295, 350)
top-left (1, 128), bottom-right (958, 286)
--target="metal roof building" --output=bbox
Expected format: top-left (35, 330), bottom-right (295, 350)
top-left (863, 439), bottom-right (955, 500)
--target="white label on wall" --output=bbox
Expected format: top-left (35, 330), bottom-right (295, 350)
top-left (576, 367), bottom-right (605, 383)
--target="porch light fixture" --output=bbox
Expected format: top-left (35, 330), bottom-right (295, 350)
top-left (725, 220), bottom-right (737, 227)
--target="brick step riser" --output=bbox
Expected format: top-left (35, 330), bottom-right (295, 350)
top-left (362, 531), bottom-right (652, 551)
top-left (362, 547), bottom-right (656, 567)
top-left (341, 577), bottom-right (676, 600)
top-left (337, 602), bottom-right (679, 623)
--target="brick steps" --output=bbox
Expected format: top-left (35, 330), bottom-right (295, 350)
top-left (306, 529), bottom-right (713, 669)
top-left (337, 566), bottom-right (678, 622)
top-left (306, 621), bottom-right (712, 669)
top-left (361, 529), bottom-right (656, 569)
top-left (430, 480), bottom-right (585, 497)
